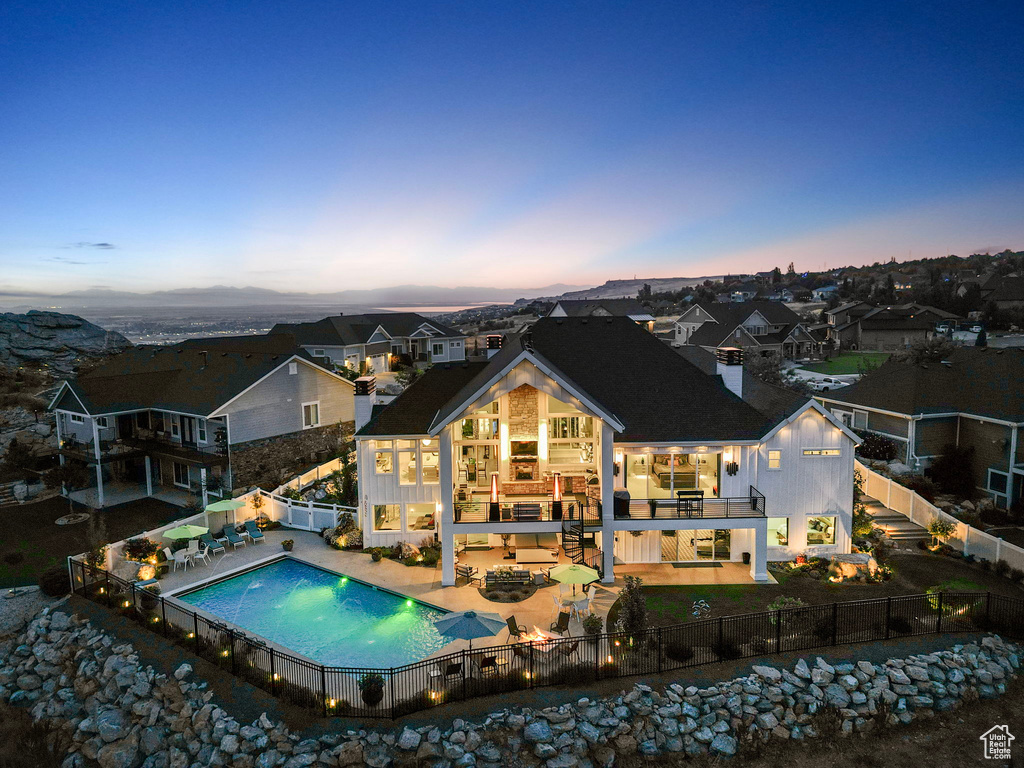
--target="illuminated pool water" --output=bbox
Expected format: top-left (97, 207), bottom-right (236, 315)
top-left (176, 558), bottom-right (449, 667)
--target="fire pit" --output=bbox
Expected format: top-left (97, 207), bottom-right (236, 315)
top-left (520, 627), bottom-right (558, 645)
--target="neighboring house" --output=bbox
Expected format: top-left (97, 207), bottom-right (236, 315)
top-left (270, 313), bottom-right (467, 373)
top-left (355, 317), bottom-right (858, 586)
top-left (824, 302), bottom-right (960, 351)
top-left (727, 282), bottom-right (762, 302)
top-left (546, 299), bottom-right (655, 330)
top-left (49, 335), bottom-right (355, 508)
top-left (673, 301), bottom-right (823, 359)
top-left (811, 285), bottom-right (839, 301)
top-left (818, 347), bottom-right (1024, 508)
top-left (980, 274), bottom-right (1024, 309)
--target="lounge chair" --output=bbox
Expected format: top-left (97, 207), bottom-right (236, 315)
top-left (222, 527), bottom-right (246, 549)
top-left (456, 564), bottom-right (481, 586)
top-left (506, 615), bottom-right (527, 642)
top-left (243, 520), bottom-right (266, 544)
top-left (200, 533), bottom-right (225, 556)
top-left (550, 611), bottom-right (571, 636)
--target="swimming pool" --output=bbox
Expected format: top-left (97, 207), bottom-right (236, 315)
top-left (175, 558), bottom-right (450, 668)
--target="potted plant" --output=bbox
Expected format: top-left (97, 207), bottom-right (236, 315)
top-left (281, 539), bottom-right (294, 552)
top-left (795, 553), bottom-right (807, 565)
top-left (371, 549), bottom-right (383, 562)
top-left (358, 672), bottom-right (385, 707)
top-left (582, 613), bottom-right (602, 641)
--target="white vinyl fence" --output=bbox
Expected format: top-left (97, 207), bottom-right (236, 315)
top-left (858, 460), bottom-right (1024, 571)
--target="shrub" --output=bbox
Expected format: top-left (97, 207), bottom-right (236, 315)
top-left (812, 618), bottom-right (834, 642)
top-left (664, 642), bottom-right (694, 663)
top-left (768, 596), bottom-right (806, 612)
top-left (711, 640), bottom-right (742, 660)
top-left (994, 560), bottom-right (1011, 577)
top-left (888, 616), bottom-right (913, 635)
top-left (402, 555), bottom-right (419, 567)
top-left (1009, 568), bottom-right (1024, 584)
top-left (84, 545), bottom-right (107, 570)
top-left (38, 566), bottom-right (71, 597)
top-left (123, 537), bottom-right (160, 563)
top-left (857, 433), bottom-right (898, 461)
top-left (928, 444), bottom-right (976, 497)
top-left (371, 550), bottom-right (383, 562)
top-left (419, 548), bottom-right (440, 567)
top-left (582, 614), bottom-right (602, 635)
top-left (900, 475), bottom-right (938, 503)
top-left (979, 558), bottom-right (992, 571)
top-left (928, 518), bottom-right (957, 546)
top-left (0, 703), bottom-right (72, 768)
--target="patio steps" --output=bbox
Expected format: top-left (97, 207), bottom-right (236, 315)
top-left (866, 499), bottom-right (930, 543)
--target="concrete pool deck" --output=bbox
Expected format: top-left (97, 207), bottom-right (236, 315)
top-left (123, 528), bottom-right (770, 658)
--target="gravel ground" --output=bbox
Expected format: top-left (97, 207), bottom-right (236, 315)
top-left (0, 587), bottom-right (60, 640)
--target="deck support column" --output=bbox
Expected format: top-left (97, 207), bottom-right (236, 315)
top-left (749, 517), bottom-right (769, 581)
top-left (440, 427), bottom-right (456, 586)
top-left (200, 467), bottom-right (208, 508)
top-left (144, 456), bottom-right (153, 497)
top-left (600, 422), bottom-right (616, 584)
top-left (92, 416), bottom-right (104, 508)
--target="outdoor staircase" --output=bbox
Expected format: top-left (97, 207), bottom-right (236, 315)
top-left (0, 481), bottom-right (20, 507)
top-left (865, 498), bottom-right (930, 545)
top-left (561, 499), bottom-right (603, 574)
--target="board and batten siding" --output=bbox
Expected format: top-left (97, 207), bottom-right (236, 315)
top-left (356, 436), bottom-right (441, 547)
top-left (755, 408), bottom-right (854, 557)
top-left (219, 361), bottom-right (354, 444)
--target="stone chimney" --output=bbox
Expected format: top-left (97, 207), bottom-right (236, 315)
top-left (485, 334), bottom-right (503, 359)
top-left (354, 376), bottom-right (377, 431)
top-left (716, 347), bottom-right (743, 400)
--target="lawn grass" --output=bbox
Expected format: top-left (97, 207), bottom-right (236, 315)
top-left (610, 552), bottom-right (1024, 629)
top-left (0, 495), bottom-right (185, 588)
top-left (800, 352), bottom-right (890, 374)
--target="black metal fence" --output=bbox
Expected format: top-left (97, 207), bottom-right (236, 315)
top-left (69, 559), bottom-right (1024, 720)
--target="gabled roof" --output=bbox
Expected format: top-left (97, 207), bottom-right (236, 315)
top-left (269, 313), bottom-right (463, 347)
top-left (983, 275), bottom-right (1024, 303)
top-left (51, 336), bottom-right (341, 417)
top-left (681, 301), bottom-right (806, 348)
top-left (825, 300), bottom-right (873, 317)
top-left (819, 347), bottom-right (1024, 422)
top-left (360, 317), bottom-right (779, 442)
top-left (549, 298), bottom-right (654, 322)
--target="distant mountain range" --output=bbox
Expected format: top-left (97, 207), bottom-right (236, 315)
top-left (516, 275), bottom-right (726, 304)
top-left (0, 283), bottom-right (591, 311)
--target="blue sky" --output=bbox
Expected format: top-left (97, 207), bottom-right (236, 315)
top-left (1, 0), bottom-right (1022, 294)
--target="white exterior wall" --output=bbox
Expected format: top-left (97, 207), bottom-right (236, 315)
top-left (754, 408), bottom-right (855, 559)
top-left (356, 436), bottom-right (442, 547)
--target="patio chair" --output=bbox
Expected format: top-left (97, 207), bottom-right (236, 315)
top-left (472, 654), bottom-right (500, 676)
top-left (456, 564), bottom-right (481, 587)
top-left (556, 639), bottom-right (580, 660)
top-left (221, 527), bottom-right (246, 549)
top-left (172, 549), bottom-right (192, 572)
top-left (505, 615), bottom-right (527, 642)
top-left (438, 661), bottom-right (463, 681)
top-left (512, 644), bottom-right (531, 666)
top-left (549, 611), bottom-right (571, 636)
top-left (243, 520), bottom-right (266, 544)
top-left (200, 533), bottom-right (225, 556)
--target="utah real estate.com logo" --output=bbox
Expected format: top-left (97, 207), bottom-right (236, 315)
top-left (980, 725), bottom-right (1014, 760)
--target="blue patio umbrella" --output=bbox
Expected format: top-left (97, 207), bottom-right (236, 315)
top-left (433, 610), bottom-right (506, 650)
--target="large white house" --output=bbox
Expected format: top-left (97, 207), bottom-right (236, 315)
top-left (354, 317), bottom-right (858, 586)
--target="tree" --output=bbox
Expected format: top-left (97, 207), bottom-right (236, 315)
top-left (890, 337), bottom-right (957, 365)
top-left (852, 469), bottom-right (874, 540)
top-left (928, 443), bottom-right (976, 498)
top-left (615, 575), bottom-right (648, 636)
top-left (786, 262), bottom-right (796, 276)
top-left (2, 437), bottom-right (33, 473)
top-left (771, 267), bottom-right (782, 284)
top-left (637, 283), bottom-right (653, 302)
top-left (975, 327), bottom-right (988, 347)
top-left (927, 518), bottom-right (957, 548)
top-left (744, 351), bottom-right (785, 387)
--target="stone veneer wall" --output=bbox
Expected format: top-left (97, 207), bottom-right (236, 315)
top-left (2, 605), bottom-right (1021, 768)
top-left (230, 421), bottom-right (354, 490)
top-left (508, 385), bottom-right (538, 440)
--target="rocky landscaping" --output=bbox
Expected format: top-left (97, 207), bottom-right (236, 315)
top-left (2, 604), bottom-right (1021, 767)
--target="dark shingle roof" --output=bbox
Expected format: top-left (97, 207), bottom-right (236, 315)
top-left (819, 347), bottom-right (1024, 422)
top-left (682, 302), bottom-right (806, 348)
top-left (361, 318), bottom-right (779, 442)
top-left (673, 347), bottom-right (809, 423)
top-left (550, 299), bottom-right (654, 320)
top-left (984, 276), bottom-right (1024, 303)
top-left (58, 336), bottom-right (317, 416)
top-left (357, 363), bottom-right (491, 436)
top-left (269, 313), bottom-right (462, 346)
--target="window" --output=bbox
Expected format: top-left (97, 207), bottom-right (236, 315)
top-left (853, 410), bottom-right (868, 430)
top-left (802, 448), bottom-right (841, 457)
top-left (450, 340), bottom-right (462, 348)
top-left (398, 450), bottom-right (416, 485)
top-left (96, 417), bottom-right (109, 428)
top-left (70, 414), bottom-right (84, 424)
top-left (988, 470), bottom-right (1009, 495)
top-left (375, 450), bottom-right (394, 474)
top-left (460, 418), bottom-right (498, 440)
top-left (288, 362), bottom-right (298, 374)
top-left (302, 402), bottom-right (320, 428)
top-left (421, 439), bottom-right (439, 484)
top-left (550, 416), bottom-right (593, 439)
top-left (432, 342), bottom-right (444, 356)
top-left (172, 462), bottom-right (190, 488)
top-left (312, 349), bottom-right (325, 357)
top-left (806, 516), bottom-right (837, 545)
top-left (373, 504), bottom-right (401, 531)
top-left (767, 450), bottom-right (781, 470)
top-left (767, 517), bottom-right (789, 547)
top-left (170, 414), bottom-right (181, 438)
top-left (197, 419), bottom-right (207, 443)
top-left (408, 503), bottom-right (436, 531)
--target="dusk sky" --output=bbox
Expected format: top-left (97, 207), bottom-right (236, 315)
top-left (2, 1), bottom-right (1023, 295)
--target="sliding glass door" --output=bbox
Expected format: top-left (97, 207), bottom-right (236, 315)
top-left (660, 529), bottom-right (731, 562)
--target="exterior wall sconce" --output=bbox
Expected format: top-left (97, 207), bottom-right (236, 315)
top-left (726, 461), bottom-right (739, 476)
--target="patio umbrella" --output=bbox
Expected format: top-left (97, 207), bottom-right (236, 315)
top-left (433, 610), bottom-right (506, 650)
top-left (547, 563), bottom-right (599, 596)
top-left (163, 524), bottom-right (209, 540)
top-left (204, 498), bottom-right (247, 529)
